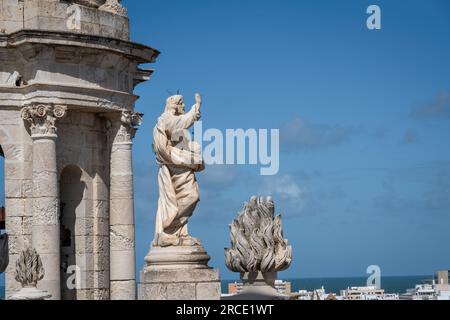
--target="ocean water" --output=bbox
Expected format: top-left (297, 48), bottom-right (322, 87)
top-left (222, 275), bottom-right (430, 295)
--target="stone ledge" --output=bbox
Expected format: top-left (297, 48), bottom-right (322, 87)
top-left (0, 83), bottom-right (140, 111)
top-left (0, 29), bottom-right (159, 64)
top-left (140, 268), bottom-right (220, 284)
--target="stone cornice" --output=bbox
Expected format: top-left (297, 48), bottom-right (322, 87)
top-left (0, 29), bottom-right (159, 64)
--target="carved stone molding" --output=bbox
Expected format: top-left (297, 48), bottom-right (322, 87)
top-left (99, 0), bottom-right (127, 16)
top-left (70, 0), bottom-right (105, 8)
top-left (67, 1), bottom-right (127, 16)
top-left (21, 105), bottom-right (67, 138)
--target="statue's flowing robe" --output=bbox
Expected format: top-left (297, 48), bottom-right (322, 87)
top-left (153, 106), bottom-right (203, 246)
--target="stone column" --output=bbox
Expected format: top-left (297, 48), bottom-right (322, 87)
top-left (109, 111), bottom-right (142, 300)
top-left (21, 104), bottom-right (67, 300)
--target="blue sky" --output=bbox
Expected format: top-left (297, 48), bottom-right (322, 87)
top-left (128, 0), bottom-right (450, 280)
top-left (2, 0), bottom-right (450, 288)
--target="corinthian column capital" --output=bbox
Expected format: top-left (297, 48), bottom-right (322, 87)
top-left (21, 104), bottom-right (67, 138)
top-left (114, 110), bottom-right (143, 144)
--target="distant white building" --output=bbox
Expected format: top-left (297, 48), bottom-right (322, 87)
top-left (228, 280), bottom-right (292, 295)
top-left (401, 283), bottom-right (437, 300)
top-left (297, 285), bottom-right (399, 301)
top-left (400, 271), bottom-right (450, 301)
top-left (297, 287), bottom-right (339, 300)
top-left (340, 286), bottom-right (387, 300)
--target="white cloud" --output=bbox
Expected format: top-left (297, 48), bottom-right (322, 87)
top-left (411, 92), bottom-right (450, 119)
top-left (197, 165), bottom-right (240, 190)
top-left (281, 117), bottom-right (357, 152)
top-left (400, 129), bottom-right (420, 145)
top-left (262, 174), bottom-right (304, 201)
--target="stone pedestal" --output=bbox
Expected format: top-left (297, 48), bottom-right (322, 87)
top-left (223, 272), bottom-right (292, 300)
top-left (139, 246), bottom-right (221, 300)
top-left (9, 287), bottom-right (52, 300)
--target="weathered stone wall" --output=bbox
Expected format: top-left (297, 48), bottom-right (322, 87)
top-left (57, 111), bottom-right (110, 300)
top-left (0, 0), bottom-right (129, 40)
top-left (0, 0), bottom-right (23, 34)
top-left (0, 108), bottom-right (33, 296)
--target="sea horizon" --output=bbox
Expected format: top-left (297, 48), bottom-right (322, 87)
top-left (0, 275), bottom-right (433, 300)
top-left (220, 275), bottom-right (430, 295)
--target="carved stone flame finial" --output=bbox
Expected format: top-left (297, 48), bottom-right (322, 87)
top-left (9, 247), bottom-right (52, 300)
top-left (225, 196), bottom-right (292, 274)
top-left (14, 247), bottom-right (45, 288)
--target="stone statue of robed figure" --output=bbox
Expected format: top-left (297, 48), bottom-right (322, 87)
top-left (152, 93), bottom-right (205, 247)
top-left (139, 93), bottom-right (221, 300)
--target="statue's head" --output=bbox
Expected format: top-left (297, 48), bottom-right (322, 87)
top-left (165, 95), bottom-right (186, 115)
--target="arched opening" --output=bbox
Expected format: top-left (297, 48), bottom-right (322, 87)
top-left (0, 146), bottom-right (5, 300)
top-left (59, 165), bottom-right (89, 300)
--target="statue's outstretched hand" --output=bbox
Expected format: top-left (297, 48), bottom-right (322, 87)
top-left (195, 93), bottom-right (202, 110)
